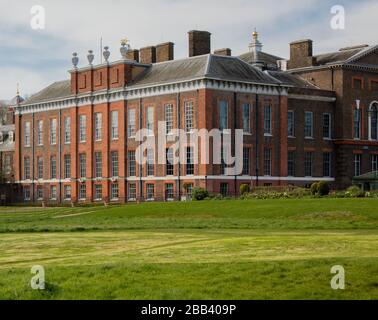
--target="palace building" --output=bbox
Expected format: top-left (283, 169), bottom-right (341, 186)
top-left (11, 30), bottom-right (378, 203)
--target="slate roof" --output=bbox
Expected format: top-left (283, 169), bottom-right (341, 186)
top-left (238, 51), bottom-right (284, 69)
top-left (22, 54), bottom-right (282, 105)
top-left (314, 46), bottom-right (369, 65)
top-left (24, 80), bottom-right (71, 105)
top-left (265, 70), bottom-right (318, 89)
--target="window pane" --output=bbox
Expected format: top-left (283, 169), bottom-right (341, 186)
top-left (264, 148), bottom-right (272, 176)
top-left (243, 104), bottom-right (250, 133)
top-left (288, 111), bottom-right (294, 137)
top-left (219, 101), bottom-right (228, 130)
top-left (185, 101), bottom-right (194, 132)
top-left (111, 111), bottom-right (119, 140)
top-left (288, 151), bottom-right (295, 177)
top-left (128, 109), bottom-right (136, 137)
top-left (95, 113), bottom-right (102, 140)
top-left (165, 104), bottom-right (173, 135)
top-left (264, 106), bottom-right (272, 134)
top-left (79, 115), bottom-right (86, 142)
top-left (305, 112), bottom-right (313, 138)
top-left (304, 152), bottom-right (313, 177)
top-left (128, 151), bottom-right (136, 177)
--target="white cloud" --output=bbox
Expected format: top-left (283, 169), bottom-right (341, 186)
top-left (0, 0), bottom-right (376, 99)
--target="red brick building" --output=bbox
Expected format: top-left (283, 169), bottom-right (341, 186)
top-left (13, 31), bottom-right (378, 203)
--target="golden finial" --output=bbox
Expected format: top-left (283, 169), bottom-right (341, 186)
top-left (252, 28), bottom-right (258, 40)
top-left (120, 38), bottom-right (130, 46)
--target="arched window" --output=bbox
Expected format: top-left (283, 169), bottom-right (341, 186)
top-left (369, 103), bottom-right (378, 140)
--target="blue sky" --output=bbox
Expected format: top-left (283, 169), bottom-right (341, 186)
top-left (0, 0), bottom-right (377, 99)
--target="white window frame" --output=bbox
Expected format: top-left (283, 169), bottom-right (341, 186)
top-left (219, 101), bottom-right (228, 131)
top-left (50, 185), bottom-right (57, 200)
top-left (24, 122), bottom-right (31, 147)
top-left (146, 184), bottom-right (155, 201)
top-left (64, 185), bottom-right (72, 200)
top-left (79, 184), bottom-right (86, 200)
top-left (288, 110), bottom-right (295, 137)
top-left (146, 106), bottom-right (154, 135)
top-left (79, 115), bottom-right (86, 142)
top-left (79, 153), bottom-right (86, 178)
top-left (304, 112), bottom-right (314, 139)
top-left (111, 111), bottom-right (119, 140)
top-left (50, 119), bottom-right (57, 145)
top-left (128, 183), bottom-right (136, 201)
top-left (128, 109), bottom-right (136, 138)
top-left (185, 101), bottom-right (194, 133)
top-left (37, 120), bottom-right (43, 146)
top-left (165, 104), bottom-right (174, 135)
top-left (94, 113), bottom-right (102, 141)
top-left (111, 151), bottom-right (119, 178)
top-left (323, 113), bottom-right (332, 140)
top-left (64, 116), bottom-right (71, 144)
top-left (242, 103), bottom-right (251, 134)
top-left (110, 183), bottom-right (119, 200)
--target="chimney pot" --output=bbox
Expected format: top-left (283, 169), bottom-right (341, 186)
top-left (140, 46), bottom-right (156, 64)
top-left (288, 39), bottom-right (316, 69)
top-left (126, 49), bottom-right (140, 62)
top-left (188, 30), bottom-right (211, 57)
top-left (156, 42), bottom-right (174, 62)
top-left (214, 48), bottom-right (232, 56)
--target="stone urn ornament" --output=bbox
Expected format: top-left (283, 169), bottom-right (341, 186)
top-left (87, 50), bottom-right (94, 65)
top-left (72, 52), bottom-right (79, 68)
top-left (103, 46), bottom-right (110, 63)
top-left (120, 38), bottom-right (131, 59)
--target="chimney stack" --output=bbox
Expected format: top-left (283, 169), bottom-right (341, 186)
top-left (140, 46), bottom-right (156, 64)
top-left (188, 30), bottom-right (211, 57)
top-left (156, 42), bottom-right (174, 62)
top-left (126, 49), bottom-right (140, 62)
top-left (214, 48), bottom-right (232, 56)
top-left (288, 39), bottom-right (316, 69)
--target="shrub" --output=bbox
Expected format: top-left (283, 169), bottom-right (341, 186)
top-left (317, 181), bottom-right (330, 196)
top-left (310, 182), bottom-right (319, 195)
top-left (192, 187), bottom-right (209, 201)
top-left (240, 184), bottom-right (250, 195)
top-left (345, 186), bottom-right (365, 198)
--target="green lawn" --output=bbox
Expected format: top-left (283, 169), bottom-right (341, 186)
top-left (0, 198), bottom-right (377, 299)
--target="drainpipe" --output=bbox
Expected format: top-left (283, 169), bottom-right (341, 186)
top-left (255, 93), bottom-right (259, 187)
top-left (139, 98), bottom-right (143, 201)
top-left (177, 92), bottom-right (181, 200)
top-left (31, 112), bottom-right (35, 202)
top-left (233, 91), bottom-right (237, 197)
top-left (58, 109), bottom-right (62, 203)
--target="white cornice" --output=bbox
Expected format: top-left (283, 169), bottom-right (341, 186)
top-left (16, 78), bottom-right (289, 115)
top-left (288, 94), bottom-right (336, 102)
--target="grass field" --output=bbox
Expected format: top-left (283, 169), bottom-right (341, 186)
top-left (0, 198), bottom-right (377, 299)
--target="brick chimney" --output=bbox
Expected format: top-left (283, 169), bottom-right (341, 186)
top-left (140, 46), bottom-right (156, 64)
top-left (156, 42), bottom-right (174, 62)
top-left (126, 49), bottom-right (140, 62)
top-left (214, 48), bottom-right (232, 56)
top-left (288, 39), bottom-right (316, 69)
top-left (188, 30), bottom-right (211, 57)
